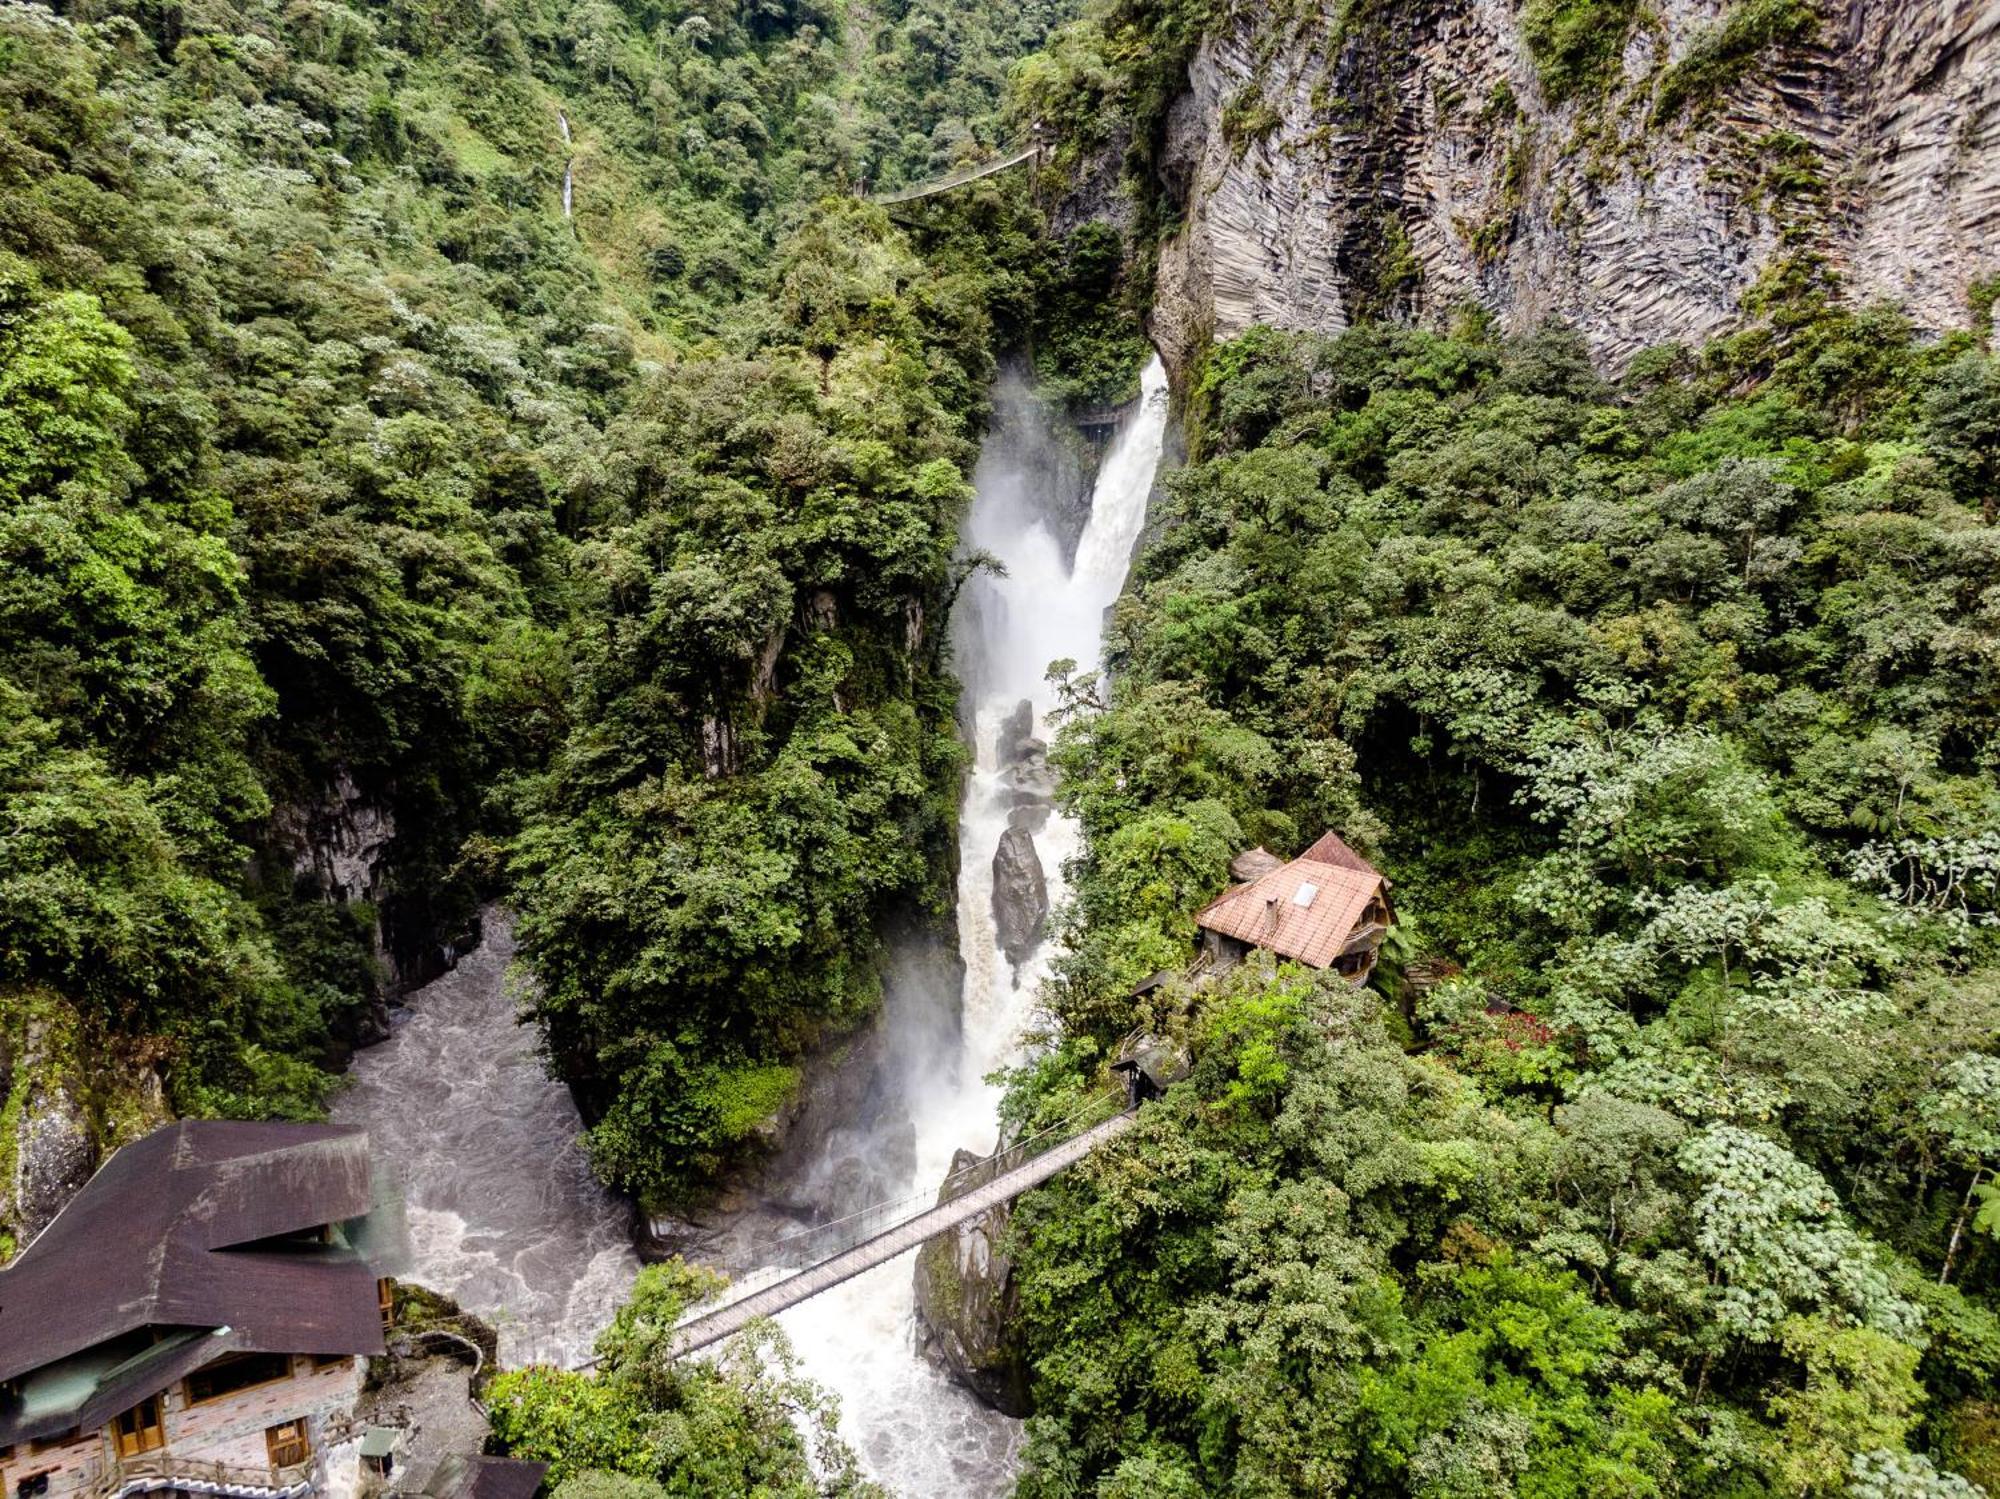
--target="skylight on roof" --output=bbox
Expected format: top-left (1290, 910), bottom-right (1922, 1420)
top-left (1294, 882), bottom-right (1318, 908)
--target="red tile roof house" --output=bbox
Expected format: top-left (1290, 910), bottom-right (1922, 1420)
top-left (1194, 831), bottom-right (1394, 986)
top-left (0, 1123), bottom-right (388, 1499)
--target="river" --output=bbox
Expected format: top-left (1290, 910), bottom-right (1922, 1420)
top-left (337, 352), bottom-right (1171, 1493)
top-left (331, 913), bottom-right (639, 1366)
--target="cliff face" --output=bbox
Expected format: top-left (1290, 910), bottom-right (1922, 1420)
top-left (1149, 0), bottom-right (2000, 373)
top-left (0, 998), bottom-right (171, 1256)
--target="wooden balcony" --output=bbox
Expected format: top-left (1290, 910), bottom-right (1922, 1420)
top-left (1340, 922), bottom-right (1388, 957)
top-left (96, 1453), bottom-right (316, 1499)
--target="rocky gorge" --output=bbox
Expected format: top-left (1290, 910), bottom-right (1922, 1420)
top-left (1138, 0), bottom-right (1999, 373)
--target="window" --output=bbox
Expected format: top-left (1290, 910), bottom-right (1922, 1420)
top-left (185, 1352), bottom-right (292, 1406)
top-left (112, 1396), bottom-right (166, 1458)
top-left (15, 1471), bottom-right (51, 1499)
top-left (265, 1420), bottom-right (311, 1471)
top-left (307, 1354), bottom-right (349, 1373)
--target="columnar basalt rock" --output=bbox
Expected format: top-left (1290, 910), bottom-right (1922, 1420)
top-left (1146, 0), bottom-right (2000, 374)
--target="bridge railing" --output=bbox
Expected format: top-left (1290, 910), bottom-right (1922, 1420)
top-left (684, 1089), bottom-right (1128, 1318)
top-left (869, 143), bottom-right (1039, 205)
top-left (561, 1090), bottom-right (1131, 1370)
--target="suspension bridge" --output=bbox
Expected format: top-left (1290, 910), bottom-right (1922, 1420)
top-left (868, 139), bottom-right (1043, 206)
top-left (659, 1093), bottom-right (1139, 1360)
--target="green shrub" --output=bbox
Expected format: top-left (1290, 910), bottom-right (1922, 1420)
top-left (1654, 0), bottom-right (1821, 125)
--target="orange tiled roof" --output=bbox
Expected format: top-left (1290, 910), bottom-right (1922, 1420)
top-left (1195, 854), bottom-right (1385, 970)
top-left (1300, 829), bottom-right (1384, 880)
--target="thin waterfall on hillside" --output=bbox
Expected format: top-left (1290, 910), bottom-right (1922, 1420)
top-left (771, 353), bottom-right (1170, 1496)
top-left (559, 109), bottom-right (574, 219)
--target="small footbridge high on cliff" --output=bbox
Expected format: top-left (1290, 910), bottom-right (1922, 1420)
top-left (868, 136), bottom-right (1044, 205)
top-left (661, 1097), bottom-right (1138, 1360)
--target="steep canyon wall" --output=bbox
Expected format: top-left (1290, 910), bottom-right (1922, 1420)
top-left (1148, 0), bottom-right (2000, 372)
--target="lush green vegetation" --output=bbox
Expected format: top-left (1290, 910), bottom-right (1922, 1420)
top-left (1654, 0), bottom-right (1822, 126)
top-left (1519, 0), bottom-right (1645, 104)
top-left (488, 1260), bottom-right (883, 1497)
top-left (0, 0), bottom-right (1108, 1205)
top-left (1001, 301), bottom-right (2000, 1494)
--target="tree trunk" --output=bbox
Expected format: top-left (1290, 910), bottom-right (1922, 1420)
top-left (1940, 1167), bottom-right (1986, 1286)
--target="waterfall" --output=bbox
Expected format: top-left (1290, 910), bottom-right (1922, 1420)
top-left (558, 109), bottom-right (574, 218)
top-left (333, 353), bottom-right (1172, 1492)
top-left (770, 354), bottom-right (1171, 1495)
top-left (334, 910), bottom-right (638, 1366)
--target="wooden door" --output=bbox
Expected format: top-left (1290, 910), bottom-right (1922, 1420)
top-left (112, 1396), bottom-right (165, 1458)
top-left (265, 1420), bottom-right (311, 1471)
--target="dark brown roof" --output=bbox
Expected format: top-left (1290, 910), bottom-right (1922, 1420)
top-left (1196, 834), bottom-right (1388, 970)
top-left (0, 1122), bottom-right (385, 1390)
top-left (426, 1456), bottom-right (548, 1499)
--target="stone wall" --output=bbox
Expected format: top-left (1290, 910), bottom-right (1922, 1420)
top-left (0, 1356), bottom-right (363, 1499)
top-left (1147, 0), bottom-right (2000, 374)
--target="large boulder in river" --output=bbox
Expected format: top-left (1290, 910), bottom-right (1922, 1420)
top-left (991, 826), bottom-right (1048, 973)
top-left (912, 1147), bottom-right (1031, 1417)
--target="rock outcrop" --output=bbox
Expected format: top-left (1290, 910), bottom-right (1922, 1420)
top-left (990, 697), bottom-right (1054, 976)
top-left (263, 767), bottom-right (476, 1019)
top-left (1145, 0), bottom-right (2000, 374)
top-left (912, 1146), bottom-right (1032, 1417)
top-left (992, 826), bottom-right (1050, 974)
top-left (645, 916), bottom-right (964, 1260)
top-left (0, 999), bottom-right (171, 1257)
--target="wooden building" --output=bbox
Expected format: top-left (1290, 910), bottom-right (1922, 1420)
top-left (1194, 831), bottom-right (1393, 985)
top-left (0, 1123), bottom-right (389, 1499)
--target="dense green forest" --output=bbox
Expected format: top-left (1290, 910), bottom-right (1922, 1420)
top-left (5, 0), bottom-right (1999, 1487)
top-left (996, 306), bottom-right (2000, 1495)
top-left (0, 0), bottom-right (1123, 1211)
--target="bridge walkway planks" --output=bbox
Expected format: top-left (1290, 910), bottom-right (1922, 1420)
top-left (667, 1107), bottom-right (1140, 1358)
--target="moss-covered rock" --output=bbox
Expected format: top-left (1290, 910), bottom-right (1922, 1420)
top-left (911, 1146), bottom-right (1031, 1417)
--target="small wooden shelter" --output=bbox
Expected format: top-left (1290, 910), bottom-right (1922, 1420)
top-left (1195, 831), bottom-right (1393, 985)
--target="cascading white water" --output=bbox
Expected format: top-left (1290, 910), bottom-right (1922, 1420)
top-left (773, 354), bottom-right (1171, 1495)
top-left (334, 911), bottom-right (638, 1366)
top-left (558, 110), bottom-right (574, 219)
top-left (335, 353), bottom-right (1169, 1494)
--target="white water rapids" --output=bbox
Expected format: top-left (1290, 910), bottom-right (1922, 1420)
top-left (337, 353), bottom-right (1170, 1494)
top-left (773, 353), bottom-right (1169, 1494)
top-left (332, 914), bottom-right (639, 1366)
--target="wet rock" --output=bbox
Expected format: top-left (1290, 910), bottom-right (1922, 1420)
top-left (7, 1077), bottom-right (92, 1250)
top-left (1008, 802), bottom-right (1052, 834)
top-left (992, 826), bottom-right (1049, 973)
top-left (999, 737), bottom-right (1055, 824)
top-left (996, 699), bottom-right (1037, 768)
top-left (0, 1006), bottom-right (170, 1256)
top-left (912, 1147), bottom-right (1031, 1417)
top-left (266, 767), bottom-right (449, 1000)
